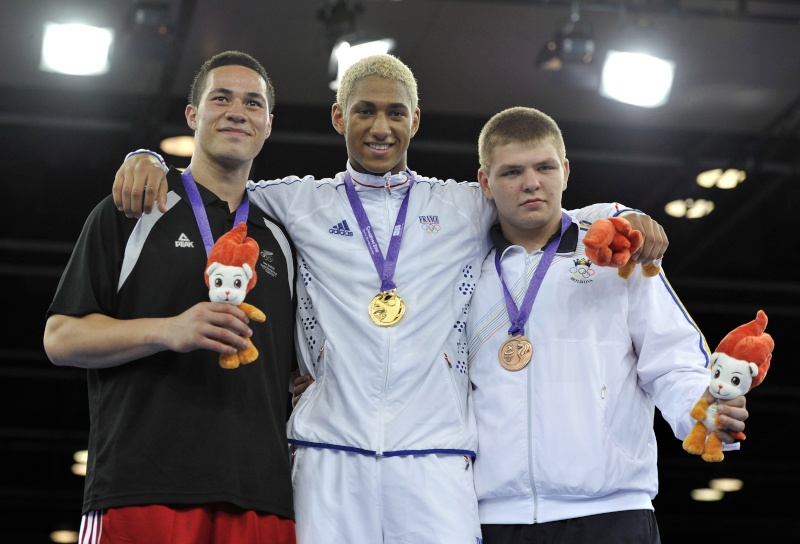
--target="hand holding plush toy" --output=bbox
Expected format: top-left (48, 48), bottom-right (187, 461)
top-left (682, 310), bottom-right (773, 462)
top-left (583, 217), bottom-right (661, 279)
top-left (205, 222), bottom-right (266, 369)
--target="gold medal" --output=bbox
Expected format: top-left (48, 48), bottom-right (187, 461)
top-left (498, 335), bottom-right (532, 371)
top-left (369, 289), bottom-right (405, 327)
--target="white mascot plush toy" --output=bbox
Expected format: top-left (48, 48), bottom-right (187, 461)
top-left (204, 222), bottom-right (266, 369)
top-left (682, 310), bottom-right (773, 462)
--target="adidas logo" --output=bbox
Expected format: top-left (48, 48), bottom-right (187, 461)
top-left (329, 220), bottom-right (354, 237)
top-left (175, 233), bottom-right (195, 248)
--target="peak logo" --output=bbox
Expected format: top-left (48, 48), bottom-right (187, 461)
top-left (175, 233), bottom-right (194, 248)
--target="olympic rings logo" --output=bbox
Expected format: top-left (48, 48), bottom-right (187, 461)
top-left (570, 265), bottom-right (595, 279)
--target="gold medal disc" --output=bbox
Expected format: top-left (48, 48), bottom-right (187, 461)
top-left (498, 335), bottom-right (532, 371)
top-left (369, 290), bottom-right (405, 327)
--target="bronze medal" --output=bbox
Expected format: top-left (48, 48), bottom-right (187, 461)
top-left (498, 335), bottom-right (532, 371)
top-left (369, 289), bottom-right (405, 327)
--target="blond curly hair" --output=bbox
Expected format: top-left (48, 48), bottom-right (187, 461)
top-left (336, 54), bottom-right (419, 112)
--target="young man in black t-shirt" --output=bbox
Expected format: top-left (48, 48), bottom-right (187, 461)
top-left (44, 51), bottom-right (297, 543)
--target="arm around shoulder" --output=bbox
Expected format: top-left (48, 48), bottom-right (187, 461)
top-left (618, 210), bottom-right (668, 264)
top-left (113, 149), bottom-right (170, 218)
top-left (565, 203), bottom-right (668, 265)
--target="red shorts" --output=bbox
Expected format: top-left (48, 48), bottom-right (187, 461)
top-left (79, 503), bottom-right (296, 544)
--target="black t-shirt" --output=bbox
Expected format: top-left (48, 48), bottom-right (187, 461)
top-left (48, 169), bottom-right (296, 519)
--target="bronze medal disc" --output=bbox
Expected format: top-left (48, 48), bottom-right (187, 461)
top-left (498, 335), bottom-right (532, 371)
top-left (369, 290), bottom-right (405, 327)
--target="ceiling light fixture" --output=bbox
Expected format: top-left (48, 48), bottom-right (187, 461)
top-left (536, 23), bottom-right (594, 72)
top-left (664, 198), bottom-right (715, 219)
top-left (599, 50), bottom-right (674, 108)
top-left (690, 487), bottom-right (724, 501)
top-left (329, 35), bottom-right (395, 90)
top-left (50, 529), bottom-right (78, 544)
top-left (599, 16), bottom-right (675, 108)
top-left (709, 478), bottom-right (744, 492)
top-left (71, 449), bottom-right (88, 476)
top-left (536, 3), bottom-right (595, 73)
top-left (40, 22), bottom-right (114, 76)
top-left (319, 0), bottom-right (395, 91)
top-left (696, 168), bottom-right (746, 189)
top-left (160, 135), bottom-right (195, 157)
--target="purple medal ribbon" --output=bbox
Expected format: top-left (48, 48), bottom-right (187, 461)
top-left (343, 171), bottom-right (413, 293)
top-left (181, 167), bottom-right (249, 257)
top-left (495, 212), bottom-right (571, 337)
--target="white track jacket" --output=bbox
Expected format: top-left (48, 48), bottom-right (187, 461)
top-left (247, 164), bottom-right (619, 457)
top-left (467, 218), bottom-right (713, 524)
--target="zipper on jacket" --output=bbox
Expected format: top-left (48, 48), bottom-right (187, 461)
top-left (443, 351), bottom-right (465, 419)
top-left (527, 360), bottom-right (539, 524)
top-left (316, 346), bottom-right (324, 367)
top-left (376, 326), bottom-right (393, 457)
top-left (376, 184), bottom-right (396, 456)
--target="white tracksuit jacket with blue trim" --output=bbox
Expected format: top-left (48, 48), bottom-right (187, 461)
top-left (467, 217), bottom-right (713, 524)
top-left (247, 163), bottom-right (619, 457)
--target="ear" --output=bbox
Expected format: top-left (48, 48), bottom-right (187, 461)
top-left (263, 113), bottom-right (273, 141)
top-left (410, 107), bottom-right (421, 138)
top-left (562, 159), bottom-right (570, 191)
top-left (331, 103), bottom-right (345, 135)
top-left (748, 362), bottom-right (759, 378)
top-left (242, 263), bottom-right (254, 281)
top-left (206, 262), bottom-right (220, 276)
top-left (186, 103), bottom-right (198, 131)
top-left (477, 168), bottom-right (493, 200)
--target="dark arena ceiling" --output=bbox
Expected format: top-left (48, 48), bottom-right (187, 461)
top-left (1, 1), bottom-right (798, 541)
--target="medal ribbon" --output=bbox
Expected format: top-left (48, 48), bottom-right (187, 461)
top-left (495, 211), bottom-right (571, 337)
top-left (343, 171), bottom-right (414, 292)
top-left (181, 167), bottom-right (249, 257)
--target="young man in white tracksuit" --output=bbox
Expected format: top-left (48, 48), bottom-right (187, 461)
top-left (467, 106), bottom-right (750, 544)
top-left (114, 56), bottom-right (670, 543)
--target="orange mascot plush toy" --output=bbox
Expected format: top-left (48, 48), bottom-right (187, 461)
top-left (205, 222), bottom-right (266, 369)
top-left (583, 217), bottom-right (660, 279)
top-left (682, 310), bottom-right (773, 462)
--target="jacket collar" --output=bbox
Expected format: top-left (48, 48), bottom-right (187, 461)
top-left (490, 216), bottom-right (579, 256)
top-left (345, 162), bottom-right (412, 192)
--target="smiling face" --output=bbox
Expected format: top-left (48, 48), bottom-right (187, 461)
top-left (186, 64), bottom-right (272, 169)
top-left (708, 352), bottom-right (757, 400)
top-left (478, 140), bottom-right (569, 251)
top-left (206, 262), bottom-right (252, 306)
top-left (332, 75), bottom-right (420, 175)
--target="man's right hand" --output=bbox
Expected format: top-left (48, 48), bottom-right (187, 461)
top-left (113, 152), bottom-right (170, 218)
top-left (292, 374), bottom-right (315, 408)
top-left (167, 302), bottom-right (254, 355)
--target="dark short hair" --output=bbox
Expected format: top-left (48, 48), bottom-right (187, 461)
top-left (188, 50), bottom-right (275, 113)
